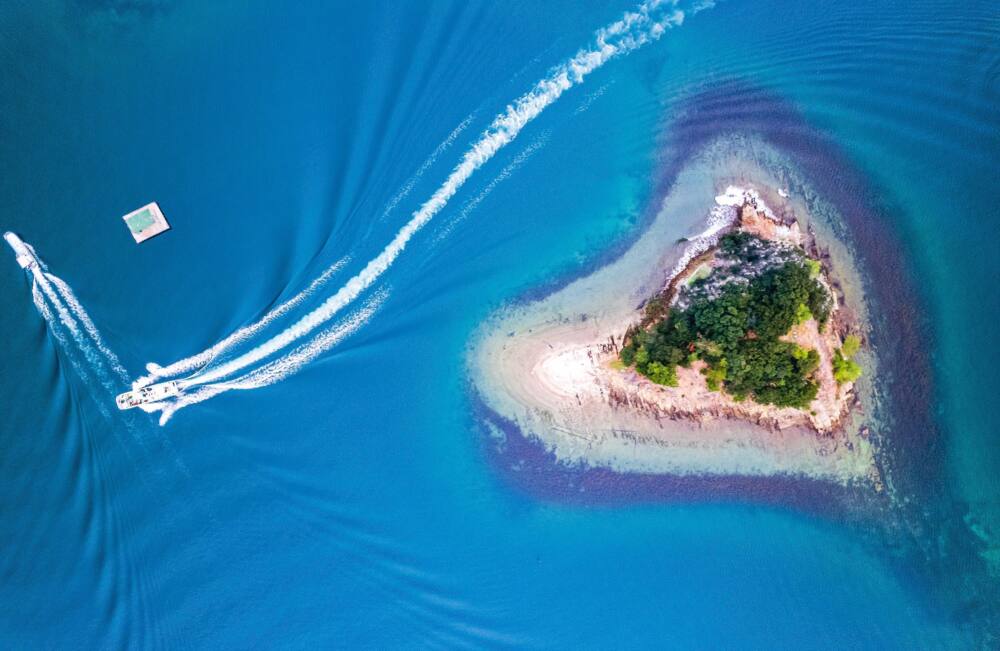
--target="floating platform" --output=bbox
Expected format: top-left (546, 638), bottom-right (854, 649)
top-left (123, 202), bottom-right (170, 243)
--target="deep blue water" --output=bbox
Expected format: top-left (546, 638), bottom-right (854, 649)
top-left (1, 1), bottom-right (998, 648)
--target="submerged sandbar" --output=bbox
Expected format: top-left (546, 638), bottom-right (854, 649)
top-left (470, 149), bottom-right (880, 486)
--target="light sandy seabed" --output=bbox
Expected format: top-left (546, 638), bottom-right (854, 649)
top-left (470, 140), bottom-right (881, 486)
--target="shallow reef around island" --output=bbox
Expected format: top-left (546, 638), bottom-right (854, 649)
top-left (470, 139), bottom-right (880, 485)
top-left (467, 85), bottom-right (1000, 645)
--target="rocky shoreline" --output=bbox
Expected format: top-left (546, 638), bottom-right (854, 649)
top-left (618, 193), bottom-right (864, 436)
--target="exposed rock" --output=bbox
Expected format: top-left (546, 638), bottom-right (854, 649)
top-left (739, 202), bottom-right (802, 245)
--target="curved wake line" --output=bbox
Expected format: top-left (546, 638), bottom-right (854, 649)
top-left (182, 0), bottom-right (687, 389)
top-left (6, 0), bottom-right (707, 425)
top-left (32, 284), bottom-right (89, 387)
top-left (145, 117), bottom-right (472, 390)
top-left (434, 135), bottom-right (549, 245)
top-left (45, 272), bottom-right (129, 383)
top-left (30, 265), bottom-right (127, 394)
top-left (138, 255), bottom-right (349, 387)
top-left (155, 290), bottom-right (386, 425)
top-left (378, 115), bottom-right (474, 224)
top-left (27, 254), bottom-right (193, 477)
top-left (30, 277), bottom-right (116, 422)
top-left (222, 288), bottom-right (387, 390)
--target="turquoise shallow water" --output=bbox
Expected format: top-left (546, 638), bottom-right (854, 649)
top-left (1, 0), bottom-right (998, 648)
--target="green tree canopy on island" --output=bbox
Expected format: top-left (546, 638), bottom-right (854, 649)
top-left (619, 233), bottom-right (840, 410)
top-left (833, 335), bottom-right (863, 384)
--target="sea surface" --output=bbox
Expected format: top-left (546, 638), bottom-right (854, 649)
top-left (1, 1), bottom-right (998, 648)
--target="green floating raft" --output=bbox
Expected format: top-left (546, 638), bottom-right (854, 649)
top-left (122, 202), bottom-right (170, 243)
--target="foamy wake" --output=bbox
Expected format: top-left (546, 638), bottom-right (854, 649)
top-left (9, 0), bottom-right (707, 424)
top-left (154, 289), bottom-right (386, 425)
top-left (173, 0), bottom-right (689, 392)
top-left (433, 135), bottom-right (549, 244)
top-left (137, 118), bottom-right (472, 391)
top-left (138, 121), bottom-right (472, 392)
top-left (31, 283), bottom-right (91, 389)
top-left (135, 255), bottom-right (349, 388)
top-left (45, 272), bottom-right (129, 383)
top-left (9, 244), bottom-right (129, 424)
top-left (377, 115), bottom-right (474, 224)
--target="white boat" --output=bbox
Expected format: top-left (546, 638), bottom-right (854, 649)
top-left (116, 381), bottom-right (182, 410)
top-left (4, 232), bottom-right (39, 271)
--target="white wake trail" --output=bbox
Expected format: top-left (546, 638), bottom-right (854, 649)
top-left (30, 265), bottom-right (126, 394)
top-left (377, 115), bottom-right (474, 224)
top-left (143, 117), bottom-right (471, 388)
top-left (6, 236), bottom-right (129, 420)
top-left (45, 272), bottom-right (129, 383)
top-left (221, 288), bottom-right (387, 390)
top-left (184, 0), bottom-right (686, 389)
top-left (155, 290), bottom-right (386, 425)
top-left (25, 253), bottom-right (191, 475)
top-left (434, 135), bottom-right (548, 245)
top-left (31, 281), bottom-right (116, 421)
top-left (137, 255), bottom-right (349, 387)
top-left (5, 0), bottom-right (704, 424)
top-left (31, 283), bottom-right (89, 385)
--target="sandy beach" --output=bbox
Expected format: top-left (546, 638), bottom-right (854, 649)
top-left (470, 145), bottom-right (880, 486)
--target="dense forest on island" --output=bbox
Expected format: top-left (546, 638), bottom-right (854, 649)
top-left (620, 232), bottom-right (852, 409)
